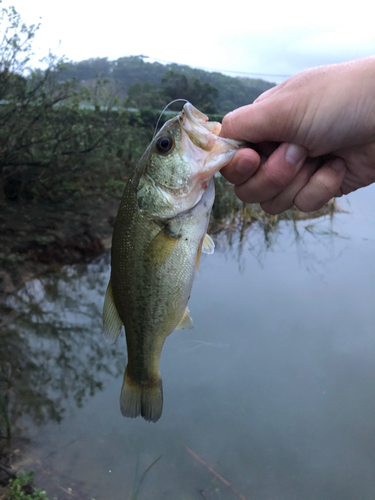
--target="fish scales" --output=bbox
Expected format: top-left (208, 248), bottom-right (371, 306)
top-left (103, 103), bottom-right (244, 422)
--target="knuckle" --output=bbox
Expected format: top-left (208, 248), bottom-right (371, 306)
top-left (297, 190), bottom-right (330, 212)
top-left (294, 190), bottom-right (318, 212)
top-left (315, 173), bottom-right (337, 194)
top-left (235, 184), bottom-right (258, 204)
top-left (260, 200), bottom-right (281, 215)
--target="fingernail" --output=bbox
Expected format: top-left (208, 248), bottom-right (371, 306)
top-left (285, 144), bottom-right (307, 165)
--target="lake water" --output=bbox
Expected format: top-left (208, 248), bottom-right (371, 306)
top-left (2, 185), bottom-right (375, 500)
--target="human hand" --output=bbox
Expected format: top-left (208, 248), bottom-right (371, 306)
top-left (220, 57), bottom-right (375, 214)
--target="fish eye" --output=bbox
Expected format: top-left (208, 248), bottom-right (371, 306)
top-left (156, 135), bottom-right (173, 154)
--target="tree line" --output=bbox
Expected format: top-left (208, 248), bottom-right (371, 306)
top-left (58, 56), bottom-right (275, 113)
top-left (0, 5), bottom-right (273, 205)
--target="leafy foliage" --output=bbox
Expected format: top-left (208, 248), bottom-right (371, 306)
top-left (85, 67), bottom-right (221, 113)
top-left (161, 70), bottom-right (219, 112)
top-left (0, 6), bottom-right (80, 170)
top-left (0, 5), bottom-right (273, 205)
top-left (0, 6), bottom-right (155, 204)
top-left (124, 81), bottom-right (164, 109)
top-left (0, 5), bottom-right (39, 78)
top-left (5, 471), bottom-right (48, 499)
top-left (2, 7), bottom-right (202, 206)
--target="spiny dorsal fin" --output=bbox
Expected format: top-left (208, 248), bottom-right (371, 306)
top-left (202, 234), bottom-right (215, 254)
top-left (175, 306), bottom-right (194, 330)
top-left (102, 279), bottom-right (123, 344)
top-left (145, 228), bottom-right (180, 267)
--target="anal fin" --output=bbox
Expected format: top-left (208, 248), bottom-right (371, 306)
top-left (175, 306), bottom-right (194, 330)
top-left (102, 279), bottom-right (123, 344)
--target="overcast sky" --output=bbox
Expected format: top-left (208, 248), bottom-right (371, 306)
top-left (2, 0), bottom-right (375, 84)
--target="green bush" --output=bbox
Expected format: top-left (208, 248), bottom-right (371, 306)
top-left (6, 471), bottom-right (48, 500)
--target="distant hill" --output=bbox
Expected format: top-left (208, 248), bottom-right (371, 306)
top-left (58, 56), bottom-right (275, 113)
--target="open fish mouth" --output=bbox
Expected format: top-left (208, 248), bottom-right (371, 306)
top-left (135, 101), bottom-right (246, 220)
top-left (179, 101), bottom-right (253, 153)
top-left (180, 103), bottom-right (222, 135)
top-left (178, 103), bottom-right (222, 152)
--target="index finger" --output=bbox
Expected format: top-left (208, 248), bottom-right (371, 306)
top-left (220, 98), bottom-right (299, 145)
top-left (234, 143), bottom-right (308, 203)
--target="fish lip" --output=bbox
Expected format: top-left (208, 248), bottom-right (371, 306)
top-left (181, 102), bottom-right (208, 126)
top-left (179, 102), bottom-right (222, 137)
top-left (180, 102), bottom-right (252, 149)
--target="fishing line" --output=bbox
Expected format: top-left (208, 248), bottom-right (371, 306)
top-left (152, 99), bottom-right (189, 139)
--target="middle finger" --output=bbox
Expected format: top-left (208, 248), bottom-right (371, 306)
top-left (234, 143), bottom-right (308, 204)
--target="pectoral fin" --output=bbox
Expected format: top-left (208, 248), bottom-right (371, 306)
top-left (196, 233), bottom-right (215, 272)
top-left (175, 306), bottom-right (194, 330)
top-left (202, 234), bottom-right (215, 254)
top-left (102, 279), bottom-right (123, 344)
top-left (145, 228), bottom-right (180, 267)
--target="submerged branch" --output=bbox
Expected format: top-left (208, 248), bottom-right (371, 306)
top-left (181, 443), bottom-right (247, 500)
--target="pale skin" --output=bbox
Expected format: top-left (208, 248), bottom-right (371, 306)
top-left (219, 57), bottom-right (375, 214)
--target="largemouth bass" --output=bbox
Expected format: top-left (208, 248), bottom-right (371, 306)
top-left (103, 103), bottom-right (243, 422)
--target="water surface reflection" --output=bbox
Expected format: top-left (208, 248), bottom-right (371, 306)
top-left (1, 188), bottom-right (375, 500)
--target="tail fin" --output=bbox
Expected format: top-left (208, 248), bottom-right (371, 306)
top-left (120, 368), bottom-right (163, 423)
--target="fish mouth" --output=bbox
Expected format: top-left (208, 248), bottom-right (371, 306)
top-left (178, 102), bottom-right (246, 181)
top-left (181, 103), bottom-right (222, 135)
top-left (178, 103), bottom-right (222, 152)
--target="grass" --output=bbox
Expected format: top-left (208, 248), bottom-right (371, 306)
top-left (129, 456), bottom-right (162, 500)
top-left (211, 177), bottom-right (340, 246)
top-left (0, 457), bottom-right (162, 500)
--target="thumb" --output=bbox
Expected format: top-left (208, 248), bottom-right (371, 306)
top-left (220, 98), bottom-right (298, 144)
